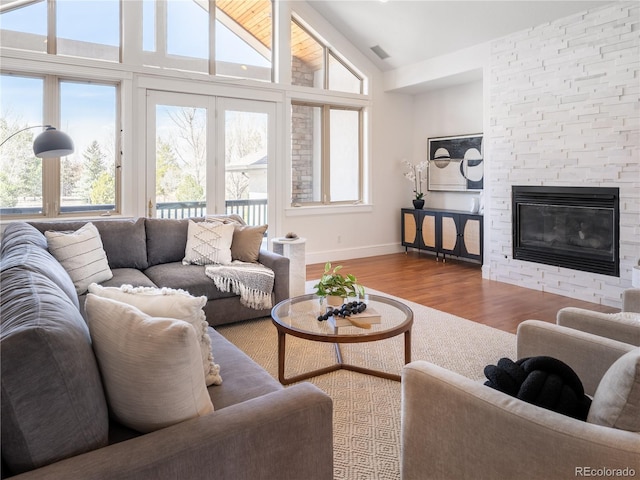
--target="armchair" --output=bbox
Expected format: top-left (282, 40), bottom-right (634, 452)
top-left (401, 321), bottom-right (638, 480)
top-left (557, 288), bottom-right (640, 346)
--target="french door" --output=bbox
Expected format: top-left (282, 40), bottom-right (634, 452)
top-left (146, 91), bottom-right (275, 228)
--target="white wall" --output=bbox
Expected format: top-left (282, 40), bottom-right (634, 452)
top-left (412, 80), bottom-right (484, 212)
top-left (284, 85), bottom-right (415, 265)
top-left (278, 2), bottom-right (415, 265)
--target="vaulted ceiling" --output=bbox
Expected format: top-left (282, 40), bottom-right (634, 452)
top-left (307, 1), bottom-right (613, 71)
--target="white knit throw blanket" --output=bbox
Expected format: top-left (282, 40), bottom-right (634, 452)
top-left (205, 261), bottom-right (275, 310)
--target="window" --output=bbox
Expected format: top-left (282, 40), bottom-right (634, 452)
top-left (291, 102), bottom-right (362, 205)
top-left (0, 0), bottom-right (47, 52)
top-left (291, 19), bottom-right (324, 89)
top-left (60, 81), bottom-right (119, 213)
top-left (0, 74), bottom-right (44, 215)
top-left (166, 0), bottom-right (208, 59)
top-left (291, 17), bottom-right (363, 94)
top-left (154, 103), bottom-right (207, 214)
top-left (142, 0), bottom-right (272, 81)
top-left (0, 73), bottom-right (120, 217)
top-left (0, 0), bottom-right (120, 61)
top-left (215, 0), bottom-right (272, 81)
top-left (57, 0), bottom-right (120, 61)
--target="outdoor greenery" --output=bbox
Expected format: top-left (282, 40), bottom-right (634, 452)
top-left (1, 106), bottom-right (268, 211)
top-left (0, 118), bottom-right (115, 209)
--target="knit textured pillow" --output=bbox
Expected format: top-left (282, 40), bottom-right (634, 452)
top-left (182, 220), bottom-right (235, 266)
top-left (87, 283), bottom-right (222, 386)
top-left (45, 222), bottom-right (113, 294)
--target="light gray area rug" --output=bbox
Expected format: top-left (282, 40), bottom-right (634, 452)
top-left (217, 286), bottom-right (516, 480)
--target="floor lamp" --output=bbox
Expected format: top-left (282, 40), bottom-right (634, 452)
top-left (0, 125), bottom-right (74, 158)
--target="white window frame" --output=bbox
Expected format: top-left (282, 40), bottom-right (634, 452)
top-left (290, 100), bottom-right (364, 207)
top-left (0, 68), bottom-right (123, 219)
top-left (290, 14), bottom-right (364, 95)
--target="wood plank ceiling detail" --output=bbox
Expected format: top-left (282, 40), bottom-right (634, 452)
top-left (216, 0), bottom-right (321, 68)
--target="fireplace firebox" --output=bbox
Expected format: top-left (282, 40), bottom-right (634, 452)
top-left (512, 186), bottom-right (619, 277)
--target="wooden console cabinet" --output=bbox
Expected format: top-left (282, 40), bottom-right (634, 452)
top-left (401, 208), bottom-right (483, 263)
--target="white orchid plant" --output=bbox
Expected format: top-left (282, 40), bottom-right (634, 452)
top-left (402, 159), bottom-right (428, 200)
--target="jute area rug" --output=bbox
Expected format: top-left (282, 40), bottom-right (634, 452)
top-left (216, 285), bottom-right (516, 480)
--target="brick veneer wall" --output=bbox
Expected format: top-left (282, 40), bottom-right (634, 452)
top-left (291, 55), bottom-right (316, 203)
top-left (486, 1), bottom-right (639, 306)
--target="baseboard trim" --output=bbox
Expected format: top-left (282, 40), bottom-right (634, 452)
top-left (305, 243), bottom-right (405, 265)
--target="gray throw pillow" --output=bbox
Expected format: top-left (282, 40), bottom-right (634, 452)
top-left (586, 349), bottom-right (640, 431)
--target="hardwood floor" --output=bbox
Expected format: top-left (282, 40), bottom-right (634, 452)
top-left (306, 252), bottom-right (618, 334)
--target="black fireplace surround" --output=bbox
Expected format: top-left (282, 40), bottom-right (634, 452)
top-left (512, 186), bottom-right (619, 277)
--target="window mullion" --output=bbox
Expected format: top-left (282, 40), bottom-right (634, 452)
top-left (156, 0), bottom-right (167, 57)
top-left (322, 104), bottom-right (330, 204)
top-left (208, 0), bottom-right (215, 75)
top-left (323, 45), bottom-right (329, 90)
top-left (46, 0), bottom-right (56, 54)
top-left (42, 74), bottom-right (60, 217)
top-left (358, 108), bottom-right (363, 201)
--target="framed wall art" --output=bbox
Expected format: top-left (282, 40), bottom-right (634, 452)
top-left (427, 134), bottom-right (483, 191)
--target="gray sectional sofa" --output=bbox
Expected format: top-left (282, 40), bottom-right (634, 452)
top-left (0, 219), bottom-right (333, 479)
top-left (26, 217), bottom-right (290, 326)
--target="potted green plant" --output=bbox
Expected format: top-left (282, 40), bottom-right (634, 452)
top-left (313, 262), bottom-right (365, 306)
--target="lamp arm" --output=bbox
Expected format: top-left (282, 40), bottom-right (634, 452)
top-left (0, 125), bottom-right (52, 148)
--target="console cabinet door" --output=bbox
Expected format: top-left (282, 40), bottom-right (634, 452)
top-left (439, 213), bottom-right (483, 261)
top-left (401, 209), bottom-right (419, 248)
top-left (439, 213), bottom-right (460, 255)
top-left (459, 214), bottom-right (483, 261)
top-left (401, 209), bottom-right (438, 252)
top-left (420, 211), bottom-right (438, 251)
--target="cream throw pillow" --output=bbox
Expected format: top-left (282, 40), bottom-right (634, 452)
top-left (587, 349), bottom-right (640, 431)
top-left (205, 213), bottom-right (245, 225)
top-left (45, 222), bottom-right (113, 294)
top-left (85, 294), bottom-right (214, 433)
top-left (87, 284), bottom-right (222, 386)
top-left (183, 220), bottom-right (235, 266)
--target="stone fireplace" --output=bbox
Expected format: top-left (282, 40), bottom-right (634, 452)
top-left (512, 186), bottom-right (619, 277)
top-left (486, 2), bottom-right (637, 307)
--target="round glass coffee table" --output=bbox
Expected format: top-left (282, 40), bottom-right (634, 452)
top-left (271, 293), bottom-right (413, 385)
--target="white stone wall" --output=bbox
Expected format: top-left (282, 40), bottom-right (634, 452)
top-left (486, 1), bottom-right (640, 307)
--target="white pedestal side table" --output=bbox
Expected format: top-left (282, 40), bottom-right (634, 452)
top-left (271, 237), bottom-right (307, 297)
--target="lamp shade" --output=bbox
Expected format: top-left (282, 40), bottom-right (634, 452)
top-left (32, 127), bottom-right (74, 158)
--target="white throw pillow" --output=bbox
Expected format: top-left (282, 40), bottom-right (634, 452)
top-left (205, 213), bottom-right (245, 225)
top-left (587, 349), bottom-right (640, 432)
top-left (87, 283), bottom-right (222, 386)
top-left (45, 222), bottom-right (113, 294)
top-left (84, 294), bottom-right (214, 433)
top-left (182, 220), bottom-right (235, 266)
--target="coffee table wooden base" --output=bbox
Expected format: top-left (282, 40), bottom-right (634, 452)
top-left (277, 329), bottom-right (411, 385)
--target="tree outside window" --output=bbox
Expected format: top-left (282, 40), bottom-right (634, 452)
top-left (0, 74), bottom-right (119, 216)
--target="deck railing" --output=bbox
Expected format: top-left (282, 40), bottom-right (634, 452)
top-left (0, 199), bottom-right (268, 224)
top-left (157, 199), bottom-right (268, 225)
